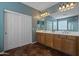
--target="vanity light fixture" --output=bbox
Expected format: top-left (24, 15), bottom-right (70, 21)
top-left (40, 10), bottom-right (50, 18)
top-left (58, 2), bottom-right (77, 12)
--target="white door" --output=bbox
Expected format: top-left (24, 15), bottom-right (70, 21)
top-left (4, 10), bottom-right (32, 51)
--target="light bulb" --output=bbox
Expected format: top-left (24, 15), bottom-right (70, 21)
top-left (66, 4), bottom-right (69, 8)
top-left (65, 3), bottom-right (70, 11)
top-left (70, 2), bottom-right (74, 6)
top-left (67, 7), bottom-right (70, 10)
top-left (71, 6), bottom-right (74, 9)
top-left (70, 2), bottom-right (75, 9)
top-left (43, 13), bottom-right (45, 16)
top-left (62, 5), bottom-right (65, 9)
top-left (59, 7), bottom-right (62, 10)
top-left (41, 14), bottom-right (43, 16)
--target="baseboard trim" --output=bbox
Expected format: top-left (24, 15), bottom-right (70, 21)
top-left (0, 51), bottom-right (9, 55)
top-left (31, 41), bottom-right (37, 44)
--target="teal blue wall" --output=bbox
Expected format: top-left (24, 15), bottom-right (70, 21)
top-left (0, 2), bottom-right (34, 51)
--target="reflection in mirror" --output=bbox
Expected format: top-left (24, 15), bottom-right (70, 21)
top-left (46, 20), bottom-right (53, 31)
top-left (68, 16), bottom-right (78, 31)
top-left (52, 20), bottom-right (57, 31)
top-left (58, 20), bottom-right (67, 31)
top-left (37, 20), bottom-right (45, 30)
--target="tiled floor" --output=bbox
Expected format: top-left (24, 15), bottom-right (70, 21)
top-left (0, 42), bottom-right (69, 56)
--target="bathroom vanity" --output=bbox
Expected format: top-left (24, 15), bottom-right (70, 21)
top-left (36, 31), bottom-right (79, 56)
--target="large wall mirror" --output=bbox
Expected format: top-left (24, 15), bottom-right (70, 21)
top-left (36, 15), bottom-right (79, 32)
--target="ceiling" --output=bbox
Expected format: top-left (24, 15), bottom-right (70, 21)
top-left (22, 2), bottom-right (58, 11)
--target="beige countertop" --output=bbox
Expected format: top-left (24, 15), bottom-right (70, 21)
top-left (36, 30), bottom-right (79, 36)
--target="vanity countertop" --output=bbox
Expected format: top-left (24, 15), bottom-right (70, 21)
top-left (36, 30), bottom-right (79, 36)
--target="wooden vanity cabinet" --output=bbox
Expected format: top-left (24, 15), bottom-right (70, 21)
top-left (62, 36), bottom-right (77, 55)
top-left (36, 32), bottom-right (78, 55)
top-left (45, 34), bottom-right (53, 48)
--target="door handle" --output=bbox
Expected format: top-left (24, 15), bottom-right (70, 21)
top-left (5, 32), bottom-right (7, 35)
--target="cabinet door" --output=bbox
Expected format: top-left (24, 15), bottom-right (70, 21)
top-left (62, 36), bottom-right (76, 55)
top-left (53, 35), bottom-right (62, 51)
top-left (40, 33), bottom-right (46, 44)
top-left (45, 34), bottom-right (53, 48)
top-left (36, 32), bottom-right (41, 43)
top-left (77, 37), bottom-right (79, 55)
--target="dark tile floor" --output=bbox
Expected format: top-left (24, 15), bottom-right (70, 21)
top-left (0, 42), bottom-right (69, 56)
